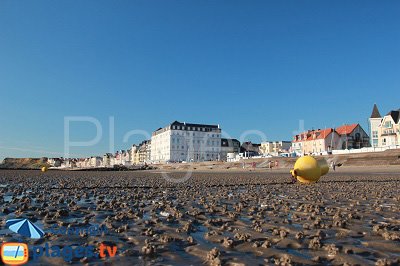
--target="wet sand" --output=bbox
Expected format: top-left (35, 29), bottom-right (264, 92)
top-left (1, 168), bottom-right (399, 265)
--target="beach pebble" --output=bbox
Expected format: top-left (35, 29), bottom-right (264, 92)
top-left (308, 237), bottom-right (322, 249)
top-left (274, 254), bottom-right (292, 266)
top-left (206, 247), bottom-right (221, 266)
top-left (261, 239), bottom-right (272, 248)
top-left (141, 240), bottom-right (156, 256)
top-left (222, 237), bottom-right (235, 248)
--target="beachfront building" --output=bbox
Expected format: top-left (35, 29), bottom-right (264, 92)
top-left (369, 104), bottom-right (400, 148)
top-left (114, 151), bottom-right (122, 165)
top-left (138, 140), bottom-right (151, 164)
top-left (291, 141), bottom-right (303, 156)
top-left (377, 109), bottom-right (400, 148)
top-left (335, 124), bottom-right (370, 150)
top-left (292, 128), bottom-right (341, 155)
top-left (47, 158), bottom-right (63, 167)
top-left (61, 158), bottom-right (76, 168)
top-left (129, 144), bottom-right (140, 165)
top-left (292, 124), bottom-right (370, 155)
top-left (102, 153), bottom-right (114, 167)
top-left (260, 141), bottom-right (291, 156)
top-left (90, 156), bottom-right (102, 167)
top-left (151, 121), bottom-right (221, 163)
top-left (220, 138), bottom-right (240, 161)
top-left (114, 150), bottom-right (131, 166)
top-left (369, 104), bottom-right (382, 147)
top-left (240, 141), bottom-right (261, 157)
top-left (76, 158), bottom-right (90, 168)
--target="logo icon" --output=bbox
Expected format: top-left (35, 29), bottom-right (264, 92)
top-left (1, 243), bottom-right (29, 265)
top-left (6, 218), bottom-right (44, 239)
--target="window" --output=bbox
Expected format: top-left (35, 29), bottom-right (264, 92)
top-left (385, 121), bottom-right (392, 128)
top-left (355, 133), bottom-right (361, 142)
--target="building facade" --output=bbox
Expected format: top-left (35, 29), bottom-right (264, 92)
top-left (47, 158), bottom-right (63, 167)
top-left (292, 124), bottom-right (370, 155)
top-left (369, 104), bottom-right (400, 148)
top-left (138, 140), bottom-right (151, 164)
top-left (102, 153), bottom-right (114, 167)
top-left (90, 156), bottom-right (102, 167)
top-left (369, 104), bottom-right (382, 148)
top-left (151, 121), bottom-right (221, 163)
top-left (260, 141), bottom-right (291, 156)
top-left (130, 145), bottom-right (140, 165)
top-left (61, 158), bottom-right (77, 168)
top-left (292, 128), bottom-right (341, 155)
top-left (220, 138), bottom-right (240, 161)
top-left (335, 124), bottom-right (370, 149)
top-left (378, 109), bottom-right (400, 147)
top-left (240, 142), bottom-right (261, 157)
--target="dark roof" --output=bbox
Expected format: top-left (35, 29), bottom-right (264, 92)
top-left (370, 104), bottom-right (382, 118)
top-left (170, 120), bottom-right (219, 129)
top-left (241, 141), bottom-right (261, 147)
top-left (386, 110), bottom-right (400, 123)
top-left (221, 138), bottom-right (240, 147)
top-left (221, 138), bottom-right (239, 142)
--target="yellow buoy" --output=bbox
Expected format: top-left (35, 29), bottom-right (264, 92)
top-left (41, 166), bottom-right (48, 172)
top-left (290, 156), bottom-right (329, 183)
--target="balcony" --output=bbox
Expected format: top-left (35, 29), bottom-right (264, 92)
top-left (381, 132), bottom-right (397, 136)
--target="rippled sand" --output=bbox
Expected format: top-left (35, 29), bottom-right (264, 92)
top-left (1, 168), bottom-right (399, 265)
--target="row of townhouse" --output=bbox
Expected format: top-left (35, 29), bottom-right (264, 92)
top-left (102, 140), bottom-right (152, 167)
top-left (238, 141), bottom-right (292, 157)
top-left (259, 141), bottom-right (292, 156)
top-left (369, 104), bottom-right (400, 148)
top-left (291, 124), bottom-right (370, 156)
top-left (48, 157), bottom-right (102, 168)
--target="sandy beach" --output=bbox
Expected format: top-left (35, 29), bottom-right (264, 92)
top-left (1, 167), bottom-right (399, 265)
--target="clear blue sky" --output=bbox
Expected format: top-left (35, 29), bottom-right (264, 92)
top-left (1, 0), bottom-right (399, 160)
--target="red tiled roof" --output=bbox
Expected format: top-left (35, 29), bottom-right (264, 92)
top-left (336, 124), bottom-right (358, 135)
top-left (315, 128), bottom-right (334, 139)
top-left (293, 128), bottom-right (335, 142)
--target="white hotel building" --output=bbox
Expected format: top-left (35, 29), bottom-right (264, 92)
top-left (151, 121), bottom-right (222, 163)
